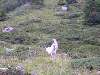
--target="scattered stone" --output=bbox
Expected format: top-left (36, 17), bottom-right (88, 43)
top-left (55, 5), bottom-right (68, 16)
top-left (31, 16), bottom-right (42, 22)
top-left (61, 5), bottom-right (68, 11)
top-left (0, 67), bottom-right (8, 75)
top-left (55, 11), bottom-right (66, 16)
top-left (68, 0), bottom-right (78, 4)
top-left (0, 16), bottom-right (8, 21)
top-left (0, 68), bottom-right (8, 71)
top-left (31, 70), bottom-right (37, 75)
top-left (86, 65), bottom-right (94, 72)
top-left (96, 71), bottom-right (100, 75)
top-left (4, 47), bottom-right (14, 56)
top-left (88, 12), bottom-right (100, 25)
top-left (16, 64), bottom-right (25, 75)
top-left (14, 37), bottom-right (25, 44)
top-left (68, 12), bottom-right (80, 19)
top-left (2, 26), bottom-right (14, 32)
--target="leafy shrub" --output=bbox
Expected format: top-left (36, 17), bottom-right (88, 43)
top-left (0, 10), bottom-right (6, 17)
top-left (0, 47), bottom-right (4, 55)
top-left (0, 65), bottom-right (26, 75)
top-left (14, 46), bottom-right (29, 60)
top-left (0, 0), bottom-right (20, 12)
top-left (32, 0), bottom-right (44, 5)
top-left (0, 0), bottom-right (44, 13)
top-left (58, 0), bottom-right (67, 5)
top-left (84, 0), bottom-right (100, 25)
top-left (0, 10), bottom-right (7, 21)
top-left (0, 32), bottom-right (39, 45)
top-left (72, 45), bottom-right (100, 58)
top-left (95, 0), bottom-right (100, 12)
top-left (68, 12), bottom-right (81, 19)
top-left (83, 37), bottom-right (100, 46)
top-left (58, 0), bottom-right (77, 5)
top-left (71, 57), bottom-right (100, 69)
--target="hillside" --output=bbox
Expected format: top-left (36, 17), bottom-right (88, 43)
top-left (0, 0), bottom-right (100, 75)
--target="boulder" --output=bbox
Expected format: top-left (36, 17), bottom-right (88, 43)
top-left (61, 5), bottom-right (68, 11)
top-left (0, 68), bottom-right (8, 75)
top-left (31, 16), bottom-right (42, 22)
top-left (68, 0), bottom-right (78, 4)
top-left (88, 12), bottom-right (100, 25)
top-left (96, 71), bottom-right (100, 75)
top-left (55, 11), bottom-right (66, 16)
top-left (68, 12), bottom-right (80, 19)
top-left (2, 26), bottom-right (14, 32)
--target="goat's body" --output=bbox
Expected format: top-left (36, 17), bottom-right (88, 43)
top-left (45, 39), bottom-right (58, 60)
top-left (46, 46), bottom-right (53, 54)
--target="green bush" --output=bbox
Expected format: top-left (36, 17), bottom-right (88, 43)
top-left (71, 57), bottom-right (100, 69)
top-left (0, 10), bottom-right (7, 21)
top-left (84, 0), bottom-right (100, 25)
top-left (58, 0), bottom-right (67, 5)
top-left (14, 46), bottom-right (29, 60)
top-left (32, 0), bottom-right (44, 5)
top-left (0, 32), bottom-right (39, 45)
top-left (73, 45), bottom-right (100, 58)
top-left (0, 0), bottom-right (44, 13)
top-left (95, 0), bottom-right (100, 12)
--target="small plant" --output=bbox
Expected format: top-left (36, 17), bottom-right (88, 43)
top-left (14, 46), bottom-right (29, 60)
top-left (58, 0), bottom-right (67, 5)
top-left (71, 57), bottom-right (100, 69)
top-left (0, 10), bottom-right (6, 21)
top-left (84, 0), bottom-right (100, 25)
top-left (32, 0), bottom-right (44, 5)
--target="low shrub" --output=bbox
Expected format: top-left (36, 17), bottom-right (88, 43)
top-left (71, 57), bottom-right (100, 70)
top-left (14, 46), bottom-right (29, 60)
top-left (0, 10), bottom-right (7, 21)
top-left (0, 32), bottom-right (39, 45)
top-left (84, 0), bottom-right (100, 25)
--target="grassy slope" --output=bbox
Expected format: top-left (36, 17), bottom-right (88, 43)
top-left (0, 0), bottom-right (100, 75)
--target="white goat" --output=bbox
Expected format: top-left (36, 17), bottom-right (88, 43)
top-left (45, 39), bottom-right (58, 60)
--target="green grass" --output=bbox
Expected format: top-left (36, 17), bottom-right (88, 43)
top-left (0, 0), bottom-right (100, 74)
top-left (71, 57), bottom-right (100, 69)
top-left (0, 46), bottom-right (4, 54)
top-left (0, 55), bottom-right (72, 75)
top-left (0, 0), bottom-right (99, 57)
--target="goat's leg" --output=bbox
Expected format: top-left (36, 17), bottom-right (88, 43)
top-left (50, 52), bottom-right (56, 61)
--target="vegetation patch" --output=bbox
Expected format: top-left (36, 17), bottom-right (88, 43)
top-left (71, 57), bottom-right (100, 70)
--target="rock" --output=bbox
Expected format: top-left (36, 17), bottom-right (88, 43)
top-left (0, 67), bottom-right (8, 75)
top-left (4, 47), bottom-right (14, 56)
top-left (61, 5), bottom-right (68, 11)
top-left (55, 11), bottom-right (66, 16)
top-left (14, 37), bottom-right (25, 44)
top-left (16, 64), bottom-right (25, 75)
top-left (0, 68), bottom-right (8, 71)
top-left (2, 26), bottom-right (14, 32)
top-left (31, 70), bottom-right (37, 75)
top-left (31, 16), bottom-right (42, 22)
top-left (88, 12), bottom-right (100, 25)
top-left (68, 13), bottom-right (80, 19)
top-left (0, 16), bottom-right (7, 21)
top-left (68, 0), bottom-right (78, 4)
top-left (96, 71), bottom-right (100, 75)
